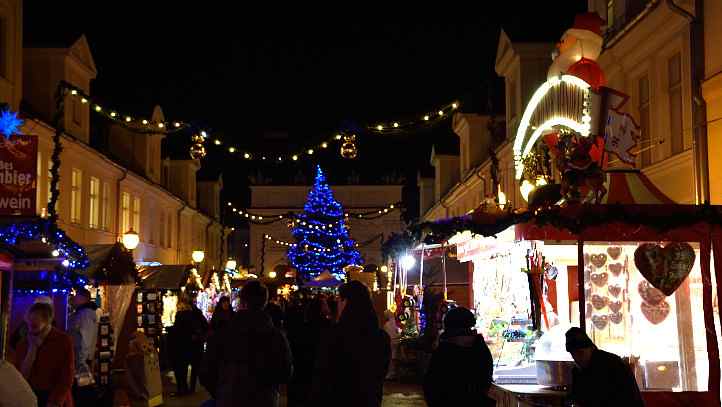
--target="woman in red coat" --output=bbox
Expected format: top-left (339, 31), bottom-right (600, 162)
top-left (12, 302), bottom-right (75, 407)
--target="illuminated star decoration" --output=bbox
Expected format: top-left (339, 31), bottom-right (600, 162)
top-left (0, 109), bottom-right (23, 137)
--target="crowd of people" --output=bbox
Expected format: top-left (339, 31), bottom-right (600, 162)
top-left (0, 280), bottom-right (646, 407)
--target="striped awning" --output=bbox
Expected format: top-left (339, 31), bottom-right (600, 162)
top-left (600, 169), bottom-right (675, 205)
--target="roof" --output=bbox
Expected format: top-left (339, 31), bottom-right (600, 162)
top-left (82, 243), bottom-right (136, 284)
top-left (138, 265), bottom-right (193, 290)
top-left (599, 169), bottom-right (674, 204)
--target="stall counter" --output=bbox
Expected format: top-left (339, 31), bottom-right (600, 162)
top-left (489, 383), bottom-right (568, 407)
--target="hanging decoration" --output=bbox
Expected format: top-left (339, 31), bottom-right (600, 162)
top-left (0, 108), bottom-right (24, 137)
top-left (633, 242), bottom-right (695, 296)
top-left (61, 81), bottom-right (458, 163)
top-left (225, 200), bottom-right (402, 225)
top-left (340, 134), bottom-right (358, 159)
top-left (189, 133), bottom-right (207, 160)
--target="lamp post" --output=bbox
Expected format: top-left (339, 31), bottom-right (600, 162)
top-left (225, 258), bottom-right (237, 271)
top-left (122, 229), bottom-right (140, 252)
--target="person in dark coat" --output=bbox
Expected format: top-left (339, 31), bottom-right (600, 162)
top-left (566, 327), bottom-right (644, 407)
top-left (265, 293), bottom-right (284, 329)
top-left (311, 281), bottom-right (390, 407)
top-left (170, 295), bottom-right (208, 395)
top-left (423, 307), bottom-right (494, 407)
top-left (210, 296), bottom-right (234, 334)
top-left (201, 281), bottom-right (293, 407)
top-left (287, 295), bottom-right (332, 406)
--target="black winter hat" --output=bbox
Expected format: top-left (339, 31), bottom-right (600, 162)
top-left (443, 307), bottom-right (476, 337)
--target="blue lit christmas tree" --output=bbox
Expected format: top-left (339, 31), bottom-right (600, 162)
top-left (287, 166), bottom-right (363, 281)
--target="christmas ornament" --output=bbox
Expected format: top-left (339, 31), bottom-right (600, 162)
top-left (591, 271), bottom-right (608, 287)
top-left (340, 134), bottom-right (358, 159)
top-left (592, 314), bottom-right (608, 330)
top-left (638, 281), bottom-right (665, 306)
top-left (591, 294), bottom-right (608, 310)
top-left (641, 300), bottom-right (670, 325)
top-left (609, 311), bottom-right (623, 324)
top-left (607, 247), bottom-right (622, 260)
top-left (634, 242), bottom-right (695, 296)
top-left (608, 263), bottom-right (623, 277)
top-left (189, 133), bottom-right (207, 159)
top-left (608, 300), bottom-right (623, 313)
top-left (608, 285), bottom-right (622, 298)
top-left (590, 253), bottom-right (607, 268)
top-left (0, 109), bottom-right (23, 137)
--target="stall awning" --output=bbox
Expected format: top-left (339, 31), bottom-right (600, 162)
top-left (82, 243), bottom-right (136, 285)
top-left (137, 265), bottom-right (193, 290)
top-left (598, 169), bottom-right (675, 205)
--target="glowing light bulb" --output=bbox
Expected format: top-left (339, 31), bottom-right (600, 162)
top-left (125, 116), bottom-right (132, 122)
top-left (110, 112), bottom-right (117, 117)
top-left (244, 153), bottom-right (251, 159)
top-left (201, 131), bottom-right (208, 138)
top-left (520, 180), bottom-right (535, 202)
top-left (335, 134), bottom-right (342, 140)
top-left (390, 204), bottom-right (394, 209)
top-left (292, 155), bottom-right (298, 161)
top-left (214, 139), bottom-right (221, 145)
top-left (376, 125), bottom-right (383, 131)
top-left (95, 105), bottom-right (102, 112)
top-left (142, 119), bottom-right (148, 125)
top-left (307, 149), bottom-right (314, 155)
top-left (70, 90), bottom-right (78, 95)
top-left (174, 122), bottom-right (181, 127)
top-left (158, 122), bottom-right (164, 128)
top-left (81, 98), bottom-right (88, 104)
top-left (277, 156), bottom-right (283, 161)
top-left (229, 147), bottom-right (236, 153)
top-left (423, 115), bottom-right (430, 121)
top-left (321, 142), bottom-right (328, 148)
top-left (438, 110), bottom-right (444, 116)
top-left (452, 102), bottom-right (458, 109)
top-left (393, 122), bottom-right (399, 128)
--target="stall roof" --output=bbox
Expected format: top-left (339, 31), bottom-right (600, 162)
top-left (82, 243), bottom-right (136, 284)
top-left (138, 265), bottom-right (193, 290)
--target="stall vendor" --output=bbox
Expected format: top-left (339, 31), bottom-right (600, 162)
top-left (565, 328), bottom-right (644, 407)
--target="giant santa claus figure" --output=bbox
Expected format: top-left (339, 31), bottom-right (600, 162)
top-left (548, 12), bottom-right (606, 90)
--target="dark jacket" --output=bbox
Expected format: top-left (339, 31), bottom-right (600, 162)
top-left (210, 309), bottom-right (234, 333)
top-left (170, 306), bottom-right (208, 362)
top-left (571, 349), bottom-right (644, 407)
top-left (202, 310), bottom-right (293, 407)
top-left (423, 334), bottom-right (494, 407)
top-left (311, 325), bottom-right (390, 407)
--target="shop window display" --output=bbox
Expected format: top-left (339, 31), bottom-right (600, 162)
top-left (583, 242), bottom-right (720, 392)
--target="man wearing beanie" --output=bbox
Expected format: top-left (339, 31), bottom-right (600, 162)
top-left (565, 327), bottom-right (644, 406)
top-left (423, 307), bottom-right (494, 406)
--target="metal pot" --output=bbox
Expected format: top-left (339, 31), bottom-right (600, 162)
top-left (536, 359), bottom-right (575, 387)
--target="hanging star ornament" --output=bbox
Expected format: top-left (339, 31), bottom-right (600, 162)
top-left (0, 109), bottom-right (23, 137)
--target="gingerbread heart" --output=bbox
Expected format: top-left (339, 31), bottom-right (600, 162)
top-left (592, 314), bottom-right (608, 330)
top-left (590, 253), bottom-right (607, 268)
top-left (608, 285), bottom-right (622, 298)
top-left (641, 300), bottom-right (670, 325)
top-left (607, 247), bottom-right (622, 260)
top-left (638, 281), bottom-right (665, 306)
top-left (634, 242), bottom-right (695, 296)
top-left (609, 311), bottom-right (623, 324)
top-left (608, 263), bottom-right (623, 277)
top-left (591, 294), bottom-right (608, 310)
top-left (608, 300), bottom-right (623, 313)
top-left (591, 272), bottom-right (608, 287)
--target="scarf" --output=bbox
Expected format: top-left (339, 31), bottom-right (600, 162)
top-left (20, 325), bottom-right (51, 380)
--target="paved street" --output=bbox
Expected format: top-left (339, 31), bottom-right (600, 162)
top-left (162, 381), bottom-right (426, 406)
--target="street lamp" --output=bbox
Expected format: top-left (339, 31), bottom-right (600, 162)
top-left (268, 271), bottom-right (277, 279)
top-left (400, 254), bottom-right (416, 270)
top-left (122, 229), bottom-right (140, 251)
top-left (225, 258), bottom-right (237, 271)
top-left (192, 250), bottom-right (205, 264)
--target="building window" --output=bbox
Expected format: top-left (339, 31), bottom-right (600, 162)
top-left (167, 213), bottom-right (173, 248)
top-left (89, 177), bottom-right (100, 229)
top-left (47, 160), bottom-right (53, 204)
top-left (668, 53), bottom-right (683, 156)
top-left (639, 74), bottom-right (651, 167)
top-left (101, 182), bottom-right (110, 231)
top-left (132, 197), bottom-right (141, 239)
top-left (121, 192), bottom-right (130, 233)
top-left (71, 168), bottom-right (82, 224)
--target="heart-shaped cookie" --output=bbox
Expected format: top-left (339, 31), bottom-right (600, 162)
top-left (608, 263), bottom-right (623, 277)
top-left (608, 300), bottom-right (623, 313)
top-left (607, 247), bottom-right (622, 260)
top-left (608, 285), bottom-right (622, 297)
top-left (641, 300), bottom-right (670, 325)
top-left (590, 253), bottom-right (607, 268)
top-left (591, 294), bottom-right (608, 310)
top-left (638, 281), bottom-right (665, 305)
top-left (591, 272), bottom-right (608, 287)
top-left (592, 314), bottom-right (608, 330)
top-left (634, 242), bottom-right (695, 296)
top-left (609, 311), bottom-right (623, 324)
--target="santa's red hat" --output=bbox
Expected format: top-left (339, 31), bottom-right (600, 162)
top-left (565, 12), bottom-right (605, 42)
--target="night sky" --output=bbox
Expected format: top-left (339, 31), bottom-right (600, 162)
top-left (23, 3), bottom-right (586, 221)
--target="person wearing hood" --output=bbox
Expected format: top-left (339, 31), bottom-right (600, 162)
top-left (201, 280), bottom-right (293, 407)
top-left (68, 288), bottom-right (98, 406)
top-left (423, 307), bottom-right (494, 407)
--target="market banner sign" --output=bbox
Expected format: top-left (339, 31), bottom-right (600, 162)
top-left (0, 135), bottom-right (37, 216)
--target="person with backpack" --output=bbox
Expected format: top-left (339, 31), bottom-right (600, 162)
top-left (201, 281), bottom-right (293, 407)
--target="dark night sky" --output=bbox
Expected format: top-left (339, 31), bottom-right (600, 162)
top-left (23, 3), bottom-right (586, 220)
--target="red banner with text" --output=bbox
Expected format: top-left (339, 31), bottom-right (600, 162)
top-left (0, 135), bottom-right (37, 216)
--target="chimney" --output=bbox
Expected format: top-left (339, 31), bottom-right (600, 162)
top-left (453, 113), bottom-right (494, 176)
top-left (106, 105), bottom-right (165, 182)
top-left (430, 146), bottom-right (460, 203)
top-left (197, 174), bottom-right (223, 220)
top-left (417, 172), bottom-right (435, 219)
